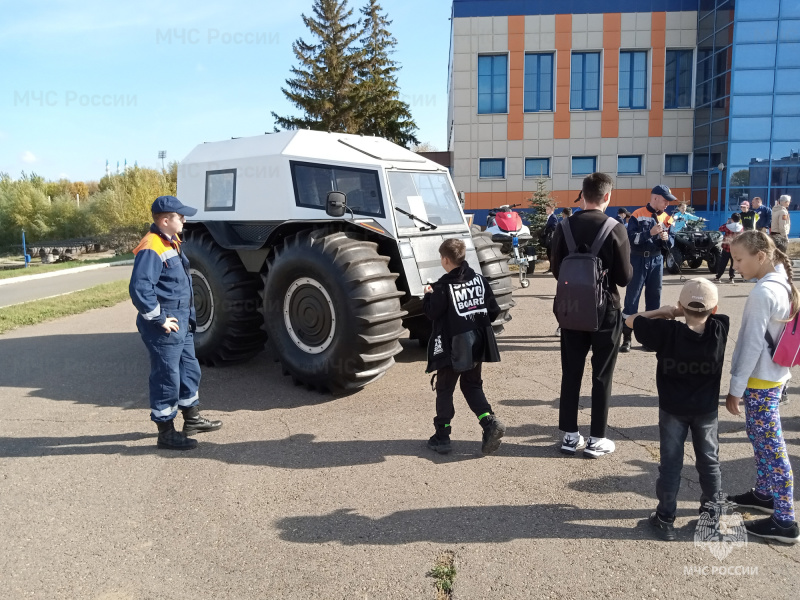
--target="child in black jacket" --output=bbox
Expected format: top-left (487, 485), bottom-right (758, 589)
top-left (423, 238), bottom-right (505, 455)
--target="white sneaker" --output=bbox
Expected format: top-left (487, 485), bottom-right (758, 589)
top-left (560, 432), bottom-right (585, 456)
top-left (555, 327), bottom-right (561, 337)
top-left (584, 436), bottom-right (615, 458)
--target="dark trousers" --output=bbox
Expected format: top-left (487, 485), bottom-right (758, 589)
top-left (434, 363), bottom-right (492, 433)
top-left (715, 250), bottom-right (735, 280)
top-left (622, 254), bottom-right (663, 318)
top-left (656, 409), bottom-right (721, 520)
top-left (137, 310), bottom-right (201, 423)
top-left (558, 307), bottom-right (622, 438)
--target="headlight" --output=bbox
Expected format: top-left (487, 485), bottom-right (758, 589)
top-left (462, 237), bottom-right (475, 250)
top-left (399, 241), bottom-right (414, 259)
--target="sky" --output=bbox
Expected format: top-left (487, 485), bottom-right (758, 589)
top-left (0, 0), bottom-right (452, 182)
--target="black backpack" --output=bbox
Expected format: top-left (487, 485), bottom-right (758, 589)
top-left (553, 216), bottom-right (618, 332)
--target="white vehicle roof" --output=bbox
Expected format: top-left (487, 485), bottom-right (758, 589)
top-left (181, 130), bottom-right (445, 172)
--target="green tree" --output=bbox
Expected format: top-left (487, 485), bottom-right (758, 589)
top-left (356, 0), bottom-right (418, 145)
top-left (526, 177), bottom-right (556, 256)
top-left (272, 0), bottom-right (364, 133)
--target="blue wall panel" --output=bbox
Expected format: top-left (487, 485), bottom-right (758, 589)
top-left (452, 0), bottom-right (698, 18)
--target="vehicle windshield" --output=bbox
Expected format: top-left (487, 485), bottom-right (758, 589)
top-left (388, 171), bottom-right (465, 229)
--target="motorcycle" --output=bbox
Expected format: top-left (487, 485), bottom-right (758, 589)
top-left (665, 219), bottom-right (722, 275)
top-left (486, 204), bottom-right (535, 288)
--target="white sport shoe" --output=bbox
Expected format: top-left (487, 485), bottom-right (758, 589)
top-left (555, 327), bottom-right (561, 337)
top-left (560, 432), bottom-right (585, 456)
top-left (584, 436), bottom-right (616, 459)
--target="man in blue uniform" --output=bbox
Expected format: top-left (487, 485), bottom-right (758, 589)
top-left (751, 196), bottom-right (771, 233)
top-left (620, 185), bottom-right (676, 353)
top-left (130, 196), bottom-right (222, 450)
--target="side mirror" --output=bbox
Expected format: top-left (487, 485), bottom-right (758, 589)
top-left (326, 191), bottom-right (347, 217)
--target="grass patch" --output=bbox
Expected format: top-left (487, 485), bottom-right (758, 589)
top-left (0, 280), bottom-right (130, 334)
top-left (0, 253), bottom-right (133, 280)
top-left (428, 551), bottom-right (456, 599)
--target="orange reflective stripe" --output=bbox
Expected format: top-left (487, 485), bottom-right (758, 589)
top-left (132, 232), bottom-right (177, 259)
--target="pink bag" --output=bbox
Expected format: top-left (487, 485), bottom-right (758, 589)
top-left (766, 311), bottom-right (800, 367)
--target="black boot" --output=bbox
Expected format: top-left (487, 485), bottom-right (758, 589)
top-left (620, 325), bottom-right (632, 353)
top-left (156, 420), bottom-right (198, 451)
top-left (427, 424), bottom-right (452, 454)
top-left (181, 406), bottom-right (223, 436)
top-left (479, 414), bottom-right (506, 455)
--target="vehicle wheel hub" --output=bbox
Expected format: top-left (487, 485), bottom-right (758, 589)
top-left (284, 277), bottom-right (335, 354)
top-left (190, 269), bottom-right (214, 333)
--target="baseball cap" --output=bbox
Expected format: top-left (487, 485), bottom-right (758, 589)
top-left (679, 277), bottom-right (718, 312)
top-left (651, 184), bottom-right (677, 202)
top-left (151, 195), bottom-right (197, 216)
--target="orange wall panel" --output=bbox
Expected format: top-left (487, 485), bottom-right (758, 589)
top-left (601, 13), bottom-right (621, 139)
top-left (649, 12), bottom-right (666, 138)
top-left (554, 14), bottom-right (572, 139)
top-left (508, 15), bottom-right (526, 141)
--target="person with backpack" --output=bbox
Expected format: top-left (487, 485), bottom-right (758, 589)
top-left (726, 230), bottom-right (799, 543)
top-left (550, 172), bottom-right (632, 457)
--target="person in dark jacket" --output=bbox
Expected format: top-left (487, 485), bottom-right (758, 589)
top-left (542, 204), bottom-right (558, 274)
top-left (423, 238), bottom-right (505, 455)
top-left (130, 196), bottom-right (222, 450)
top-left (735, 200), bottom-right (759, 231)
top-left (551, 172), bottom-right (633, 458)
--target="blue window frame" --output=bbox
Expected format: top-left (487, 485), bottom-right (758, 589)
top-left (524, 158), bottom-right (550, 178)
top-left (572, 156), bottom-right (597, 177)
top-left (619, 51), bottom-right (648, 109)
top-left (665, 50), bottom-right (693, 108)
top-left (524, 53), bottom-right (554, 112)
top-left (618, 155), bottom-right (643, 175)
top-left (479, 158), bottom-right (505, 179)
top-left (570, 52), bottom-right (600, 110)
top-left (665, 154), bottom-right (690, 174)
top-left (478, 55), bottom-right (508, 114)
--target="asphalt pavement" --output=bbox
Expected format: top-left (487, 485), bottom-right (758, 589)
top-left (0, 264), bottom-right (133, 308)
top-left (0, 270), bottom-right (798, 599)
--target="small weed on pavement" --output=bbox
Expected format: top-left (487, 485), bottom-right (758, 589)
top-left (428, 551), bottom-right (456, 599)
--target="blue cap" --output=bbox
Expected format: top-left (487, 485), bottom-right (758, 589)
top-left (651, 185), bottom-right (677, 202)
top-left (151, 195), bottom-right (197, 216)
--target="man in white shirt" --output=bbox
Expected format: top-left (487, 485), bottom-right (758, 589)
top-left (771, 195), bottom-right (791, 237)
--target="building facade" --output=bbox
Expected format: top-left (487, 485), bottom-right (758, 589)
top-left (447, 0), bottom-right (800, 217)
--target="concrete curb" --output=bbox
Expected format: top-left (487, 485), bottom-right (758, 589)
top-left (0, 260), bottom-right (134, 286)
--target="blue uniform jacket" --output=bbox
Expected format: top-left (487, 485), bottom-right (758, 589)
top-left (130, 224), bottom-right (195, 327)
top-left (627, 204), bottom-right (675, 255)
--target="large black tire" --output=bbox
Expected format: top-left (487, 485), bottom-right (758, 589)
top-left (182, 229), bottom-right (267, 365)
top-left (706, 247), bottom-right (721, 273)
top-left (472, 233), bottom-right (515, 334)
top-left (262, 229), bottom-right (406, 393)
top-left (687, 257), bottom-right (703, 269)
top-left (665, 248), bottom-right (683, 275)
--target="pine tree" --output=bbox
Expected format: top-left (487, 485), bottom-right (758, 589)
top-left (271, 0), bottom-right (364, 133)
top-left (356, 0), bottom-right (418, 145)
top-left (526, 177), bottom-right (556, 255)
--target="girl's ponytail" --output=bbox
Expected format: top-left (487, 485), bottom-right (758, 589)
top-left (774, 247), bottom-right (800, 320)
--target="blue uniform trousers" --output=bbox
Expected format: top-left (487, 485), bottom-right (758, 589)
top-left (623, 252), bottom-right (664, 318)
top-left (137, 308), bottom-right (201, 422)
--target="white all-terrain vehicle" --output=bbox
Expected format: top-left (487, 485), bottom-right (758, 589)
top-left (177, 130), bottom-right (516, 393)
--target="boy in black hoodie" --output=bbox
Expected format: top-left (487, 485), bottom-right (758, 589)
top-left (423, 238), bottom-right (505, 455)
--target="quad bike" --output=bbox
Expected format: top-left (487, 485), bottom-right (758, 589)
top-left (486, 204), bottom-right (535, 288)
top-left (666, 219), bottom-right (722, 275)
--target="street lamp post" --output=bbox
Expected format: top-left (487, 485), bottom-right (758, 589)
top-left (708, 163), bottom-right (726, 217)
top-left (158, 150), bottom-right (167, 170)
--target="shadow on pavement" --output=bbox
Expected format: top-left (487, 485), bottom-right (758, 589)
top-left (274, 504), bottom-right (661, 544)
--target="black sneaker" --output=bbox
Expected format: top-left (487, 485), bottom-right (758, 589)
top-left (745, 516), bottom-right (800, 544)
top-left (427, 435), bottom-right (452, 455)
top-left (727, 489), bottom-right (775, 514)
top-left (619, 339), bottom-right (631, 353)
top-left (649, 511), bottom-right (676, 541)
top-left (480, 415), bottom-right (506, 455)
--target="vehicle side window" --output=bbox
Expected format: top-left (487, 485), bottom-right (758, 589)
top-left (205, 169), bottom-right (236, 211)
top-left (290, 161), bottom-right (384, 218)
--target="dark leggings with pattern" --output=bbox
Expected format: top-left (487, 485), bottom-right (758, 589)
top-left (744, 386), bottom-right (795, 523)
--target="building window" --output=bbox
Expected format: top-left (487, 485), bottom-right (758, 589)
top-left (570, 52), bottom-right (601, 110)
top-left (479, 158), bottom-right (505, 179)
top-left (619, 50), bottom-right (648, 109)
top-left (524, 158), bottom-right (551, 178)
top-left (665, 50), bottom-right (693, 108)
top-left (618, 155), bottom-right (644, 175)
top-left (478, 54), bottom-right (508, 114)
top-left (524, 53), bottom-right (554, 112)
top-left (665, 154), bottom-right (690, 174)
top-left (571, 156), bottom-right (597, 177)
